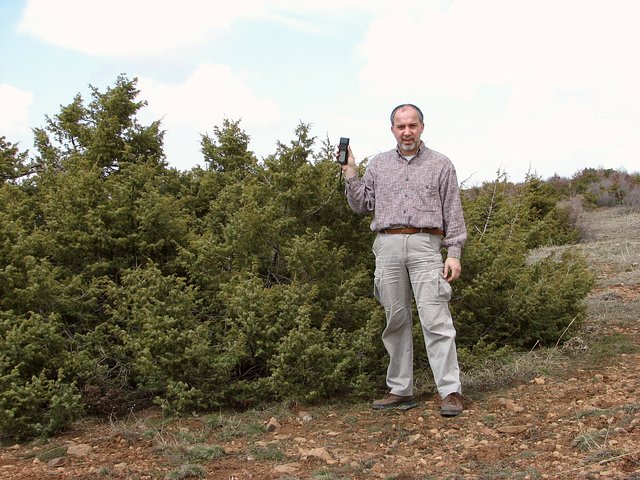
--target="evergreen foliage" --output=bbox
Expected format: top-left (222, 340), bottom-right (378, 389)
top-left (451, 173), bottom-right (591, 353)
top-left (1, 77), bottom-right (595, 439)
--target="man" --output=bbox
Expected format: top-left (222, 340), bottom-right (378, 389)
top-left (341, 104), bottom-right (467, 416)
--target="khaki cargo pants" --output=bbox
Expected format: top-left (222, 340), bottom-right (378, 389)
top-left (373, 232), bottom-right (462, 399)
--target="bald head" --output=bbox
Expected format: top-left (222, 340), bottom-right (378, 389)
top-left (390, 104), bottom-right (424, 126)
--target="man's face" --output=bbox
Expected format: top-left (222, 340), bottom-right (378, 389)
top-left (391, 107), bottom-right (425, 156)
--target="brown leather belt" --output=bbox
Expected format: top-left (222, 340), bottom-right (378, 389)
top-left (381, 227), bottom-right (444, 235)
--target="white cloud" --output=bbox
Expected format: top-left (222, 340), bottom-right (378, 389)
top-left (137, 63), bottom-right (281, 168)
top-left (0, 84), bottom-right (33, 135)
top-left (17, 0), bottom-right (265, 56)
top-left (609, 140), bottom-right (640, 173)
top-left (356, 0), bottom-right (640, 100)
top-left (139, 63), bottom-right (280, 130)
top-left (484, 105), bottom-right (631, 179)
top-left (17, 0), bottom-right (390, 56)
top-left (490, 107), bottom-right (626, 156)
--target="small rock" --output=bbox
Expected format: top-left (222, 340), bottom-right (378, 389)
top-left (67, 444), bottom-right (92, 457)
top-left (274, 463), bottom-right (299, 474)
top-left (265, 417), bottom-right (280, 432)
top-left (298, 411), bottom-right (313, 422)
top-left (47, 457), bottom-right (64, 467)
top-left (497, 425), bottom-right (529, 434)
top-left (300, 447), bottom-right (333, 463)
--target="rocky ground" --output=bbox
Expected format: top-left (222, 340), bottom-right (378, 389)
top-left (1, 206), bottom-right (639, 480)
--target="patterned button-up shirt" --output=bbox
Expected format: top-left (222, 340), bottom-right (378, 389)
top-left (345, 142), bottom-right (467, 258)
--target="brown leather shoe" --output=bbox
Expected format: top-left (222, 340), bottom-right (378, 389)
top-left (372, 392), bottom-right (415, 410)
top-left (440, 392), bottom-right (464, 416)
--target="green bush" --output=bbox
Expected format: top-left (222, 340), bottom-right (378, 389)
top-left (0, 77), bottom-right (598, 434)
top-left (450, 174), bottom-right (592, 350)
top-left (0, 312), bottom-right (83, 438)
top-left (0, 371), bottom-right (83, 439)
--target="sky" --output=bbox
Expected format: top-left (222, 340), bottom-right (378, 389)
top-left (1, 0), bottom-right (639, 185)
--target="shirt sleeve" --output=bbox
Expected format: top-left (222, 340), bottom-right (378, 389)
top-left (440, 163), bottom-right (467, 258)
top-left (345, 164), bottom-right (375, 216)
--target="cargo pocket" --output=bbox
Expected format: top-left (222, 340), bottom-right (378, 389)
top-left (373, 272), bottom-right (382, 303)
top-left (416, 269), bottom-right (454, 331)
top-left (437, 273), bottom-right (452, 302)
top-left (372, 235), bottom-right (384, 303)
top-left (421, 268), bottom-right (452, 304)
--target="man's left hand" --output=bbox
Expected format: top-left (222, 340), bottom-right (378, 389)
top-left (444, 257), bottom-right (461, 283)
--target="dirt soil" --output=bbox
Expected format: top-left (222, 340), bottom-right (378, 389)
top-left (2, 206), bottom-right (640, 480)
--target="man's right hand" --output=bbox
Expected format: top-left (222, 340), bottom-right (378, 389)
top-left (339, 145), bottom-right (357, 179)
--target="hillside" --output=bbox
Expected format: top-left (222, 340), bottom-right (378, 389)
top-left (1, 206), bottom-right (639, 480)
